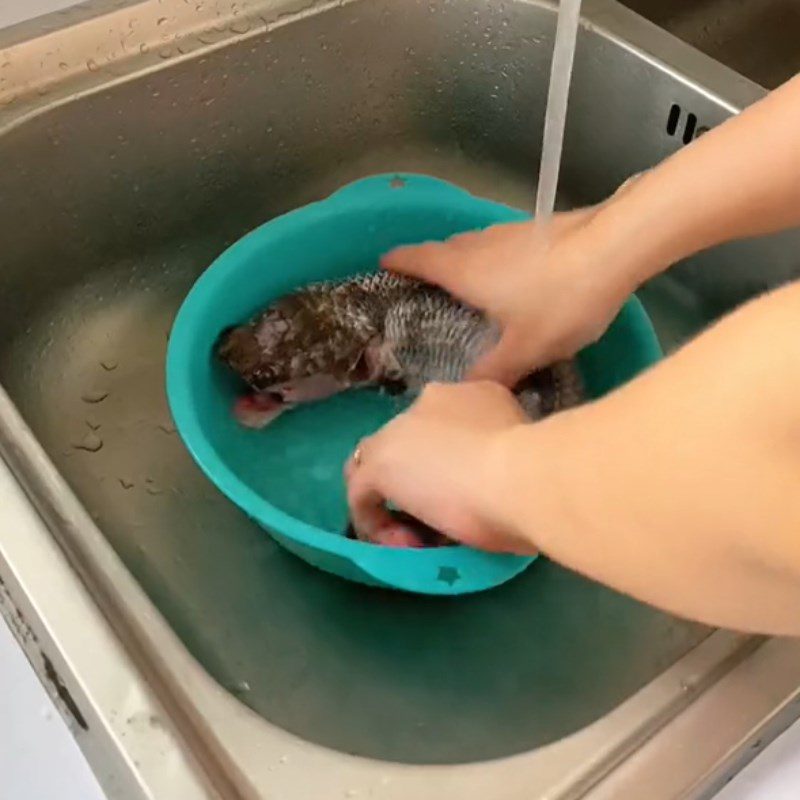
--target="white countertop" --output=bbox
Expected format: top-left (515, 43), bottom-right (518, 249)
top-left (0, 615), bottom-right (106, 800)
top-left (716, 725), bottom-right (800, 800)
top-left (0, 2), bottom-right (798, 798)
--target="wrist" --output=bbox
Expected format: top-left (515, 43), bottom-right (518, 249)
top-left (483, 419), bottom-right (580, 553)
top-left (583, 173), bottom-right (698, 289)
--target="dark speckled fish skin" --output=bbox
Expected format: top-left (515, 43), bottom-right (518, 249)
top-left (216, 271), bottom-right (584, 418)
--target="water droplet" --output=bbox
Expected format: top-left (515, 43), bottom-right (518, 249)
top-left (81, 389), bottom-right (109, 403)
top-left (58, 62), bottom-right (68, 71)
top-left (100, 359), bottom-right (118, 371)
top-left (230, 19), bottom-right (251, 34)
top-left (279, 755), bottom-right (288, 764)
top-left (73, 432), bottom-right (103, 452)
top-left (156, 16), bottom-right (168, 25)
top-left (157, 423), bottom-right (176, 435)
top-left (139, 42), bottom-right (149, 54)
top-left (158, 46), bottom-right (174, 59)
top-left (234, 679), bottom-right (251, 693)
top-left (86, 58), bottom-right (99, 72)
top-left (118, 478), bottom-right (134, 490)
top-left (86, 419), bottom-right (101, 431)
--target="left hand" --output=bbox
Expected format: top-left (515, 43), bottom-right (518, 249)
top-left (345, 381), bottom-right (537, 554)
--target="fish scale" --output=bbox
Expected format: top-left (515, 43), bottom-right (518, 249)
top-left (385, 297), bottom-right (492, 387)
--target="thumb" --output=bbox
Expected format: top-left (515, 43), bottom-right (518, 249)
top-left (467, 332), bottom-right (537, 387)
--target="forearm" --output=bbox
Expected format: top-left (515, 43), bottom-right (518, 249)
top-left (492, 280), bottom-right (800, 634)
top-left (588, 73), bottom-right (800, 288)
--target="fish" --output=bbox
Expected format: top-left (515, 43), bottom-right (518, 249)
top-left (345, 511), bottom-right (452, 549)
top-left (216, 270), bottom-right (584, 547)
top-left (216, 271), bottom-right (584, 423)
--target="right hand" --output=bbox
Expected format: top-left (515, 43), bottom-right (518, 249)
top-left (381, 203), bottom-right (641, 387)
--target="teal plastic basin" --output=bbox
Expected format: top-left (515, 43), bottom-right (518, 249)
top-left (166, 173), bottom-right (662, 595)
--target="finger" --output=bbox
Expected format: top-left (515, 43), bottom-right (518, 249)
top-left (412, 381), bottom-right (457, 412)
top-left (380, 241), bottom-right (473, 298)
top-left (346, 465), bottom-right (395, 543)
top-left (466, 332), bottom-right (538, 387)
top-left (367, 517), bottom-right (428, 548)
top-left (442, 504), bottom-right (539, 554)
top-left (473, 531), bottom-right (540, 556)
top-left (381, 251), bottom-right (466, 297)
top-left (381, 241), bottom-right (449, 279)
top-left (448, 230), bottom-right (483, 250)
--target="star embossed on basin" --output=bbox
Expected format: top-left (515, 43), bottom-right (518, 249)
top-left (437, 566), bottom-right (460, 586)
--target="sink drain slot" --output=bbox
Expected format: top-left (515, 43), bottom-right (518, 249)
top-left (666, 102), bottom-right (709, 144)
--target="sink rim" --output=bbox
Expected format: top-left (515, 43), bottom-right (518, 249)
top-left (0, 1), bottom-right (797, 799)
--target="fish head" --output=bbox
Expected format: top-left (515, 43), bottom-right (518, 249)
top-left (216, 292), bottom-right (379, 428)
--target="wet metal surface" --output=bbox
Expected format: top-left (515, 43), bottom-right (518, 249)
top-left (622, 0), bottom-right (800, 89)
top-left (0, 0), bottom-right (799, 796)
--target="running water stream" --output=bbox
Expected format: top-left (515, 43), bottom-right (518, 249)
top-left (534, 0), bottom-right (583, 223)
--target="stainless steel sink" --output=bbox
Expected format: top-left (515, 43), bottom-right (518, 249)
top-left (1, 1), bottom-right (800, 798)
top-left (621, 0), bottom-right (800, 90)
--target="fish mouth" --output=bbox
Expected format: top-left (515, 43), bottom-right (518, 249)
top-left (231, 374), bottom-right (350, 428)
top-left (233, 390), bottom-right (294, 429)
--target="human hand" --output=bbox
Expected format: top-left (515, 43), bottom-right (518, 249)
top-left (345, 381), bottom-right (537, 554)
top-left (381, 204), bottom-right (641, 387)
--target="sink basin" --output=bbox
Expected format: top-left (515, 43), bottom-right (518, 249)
top-left (1, 1), bottom-right (799, 798)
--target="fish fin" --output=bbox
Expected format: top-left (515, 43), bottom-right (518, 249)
top-left (348, 336), bottom-right (385, 384)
